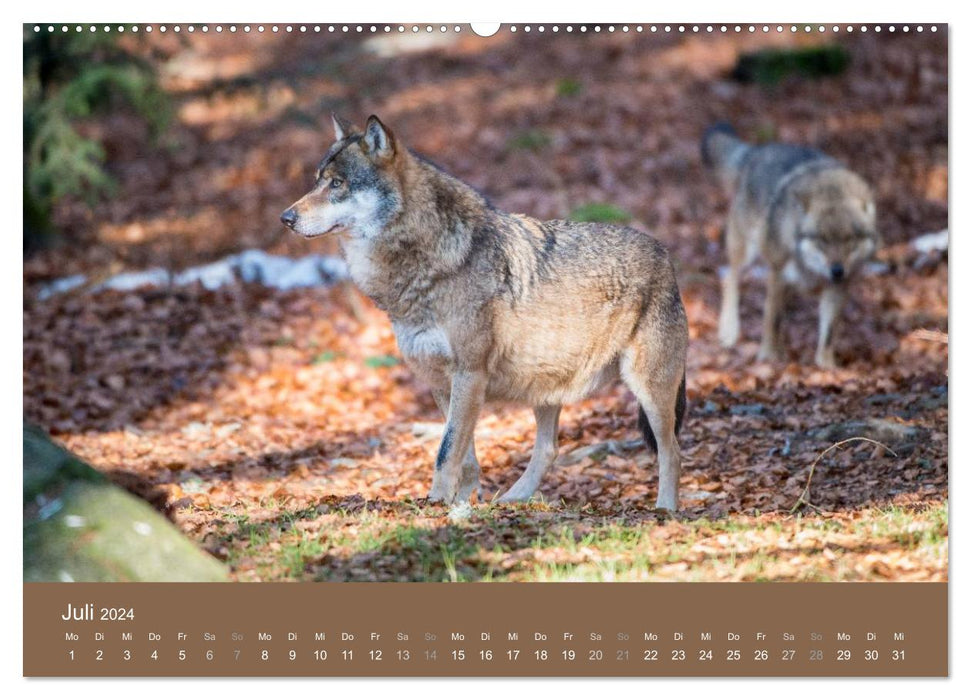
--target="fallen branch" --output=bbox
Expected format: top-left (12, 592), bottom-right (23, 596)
top-left (790, 437), bottom-right (898, 514)
top-left (911, 328), bottom-right (948, 344)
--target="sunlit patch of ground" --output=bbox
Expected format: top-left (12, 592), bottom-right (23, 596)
top-left (172, 497), bottom-right (947, 583)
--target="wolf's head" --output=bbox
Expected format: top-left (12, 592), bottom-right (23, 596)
top-left (793, 171), bottom-right (880, 284)
top-left (281, 114), bottom-right (403, 239)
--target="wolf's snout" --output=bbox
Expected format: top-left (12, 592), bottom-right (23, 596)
top-left (830, 263), bottom-right (845, 282)
top-left (280, 208), bottom-right (298, 229)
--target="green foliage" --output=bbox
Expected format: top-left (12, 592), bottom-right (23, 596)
top-left (507, 128), bottom-right (553, 152)
top-left (569, 202), bottom-right (633, 224)
top-left (364, 354), bottom-right (400, 369)
top-left (732, 44), bottom-right (851, 85)
top-left (555, 77), bottom-right (583, 97)
top-left (26, 108), bottom-right (114, 207)
top-left (312, 350), bottom-right (338, 364)
top-left (23, 27), bottom-right (171, 246)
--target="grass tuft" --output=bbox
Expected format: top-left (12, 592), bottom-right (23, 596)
top-left (507, 128), bottom-right (553, 152)
top-left (555, 78), bottom-right (583, 97)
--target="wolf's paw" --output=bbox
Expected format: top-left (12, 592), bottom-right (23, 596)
top-left (654, 499), bottom-right (679, 514)
top-left (496, 483), bottom-right (537, 503)
top-left (426, 486), bottom-right (454, 504)
top-left (654, 486), bottom-right (680, 513)
top-left (718, 322), bottom-right (740, 348)
top-left (428, 474), bottom-right (460, 504)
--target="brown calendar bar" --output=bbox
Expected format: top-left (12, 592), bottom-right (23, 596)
top-left (23, 582), bottom-right (946, 677)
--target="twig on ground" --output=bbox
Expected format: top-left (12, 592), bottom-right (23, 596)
top-left (790, 437), bottom-right (898, 514)
top-left (911, 328), bottom-right (948, 344)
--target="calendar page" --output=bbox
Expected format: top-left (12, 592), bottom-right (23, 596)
top-left (21, 14), bottom-right (949, 681)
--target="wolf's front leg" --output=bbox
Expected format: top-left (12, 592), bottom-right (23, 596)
top-left (718, 264), bottom-right (742, 347)
top-left (428, 443), bottom-right (482, 501)
top-left (718, 220), bottom-right (746, 348)
top-left (431, 388), bottom-right (482, 501)
top-left (815, 285), bottom-right (846, 368)
top-left (427, 371), bottom-right (486, 504)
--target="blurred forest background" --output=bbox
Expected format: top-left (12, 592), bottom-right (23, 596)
top-left (23, 25), bottom-right (947, 582)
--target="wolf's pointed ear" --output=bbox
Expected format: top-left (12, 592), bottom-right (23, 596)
top-left (332, 113), bottom-right (356, 141)
top-left (362, 115), bottom-right (395, 162)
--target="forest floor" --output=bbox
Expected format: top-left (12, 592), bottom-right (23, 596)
top-left (24, 26), bottom-right (948, 581)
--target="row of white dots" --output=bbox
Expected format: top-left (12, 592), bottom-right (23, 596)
top-left (511, 24), bottom-right (938, 34)
top-left (31, 25), bottom-right (463, 34)
top-left (32, 24), bottom-right (939, 34)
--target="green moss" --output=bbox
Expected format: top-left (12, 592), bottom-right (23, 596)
top-left (24, 482), bottom-right (227, 582)
top-left (24, 424), bottom-right (228, 582)
top-left (555, 78), bottom-right (583, 97)
top-left (507, 128), bottom-right (553, 152)
top-left (569, 203), bottom-right (633, 224)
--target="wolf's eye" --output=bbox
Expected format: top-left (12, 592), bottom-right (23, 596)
top-left (330, 177), bottom-right (344, 188)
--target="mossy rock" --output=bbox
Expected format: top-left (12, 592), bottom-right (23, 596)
top-left (24, 424), bottom-right (228, 582)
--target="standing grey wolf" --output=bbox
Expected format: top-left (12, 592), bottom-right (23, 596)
top-left (702, 124), bottom-right (879, 367)
top-left (281, 114), bottom-right (688, 510)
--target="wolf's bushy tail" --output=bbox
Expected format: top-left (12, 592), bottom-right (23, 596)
top-left (638, 373), bottom-right (686, 454)
top-left (701, 122), bottom-right (749, 191)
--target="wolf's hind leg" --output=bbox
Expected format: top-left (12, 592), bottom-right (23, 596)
top-left (621, 352), bottom-right (684, 512)
top-left (757, 267), bottom-right (786, 361)
top-left (815, 285), bottom-right (846, 368)
top-left (497, 405), bottom-right (561, 503)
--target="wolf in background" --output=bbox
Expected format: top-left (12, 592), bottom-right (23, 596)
top-left (702, 124), bottom-right (879, 367)
top-left (282, 114), bottom-right (688, 509)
